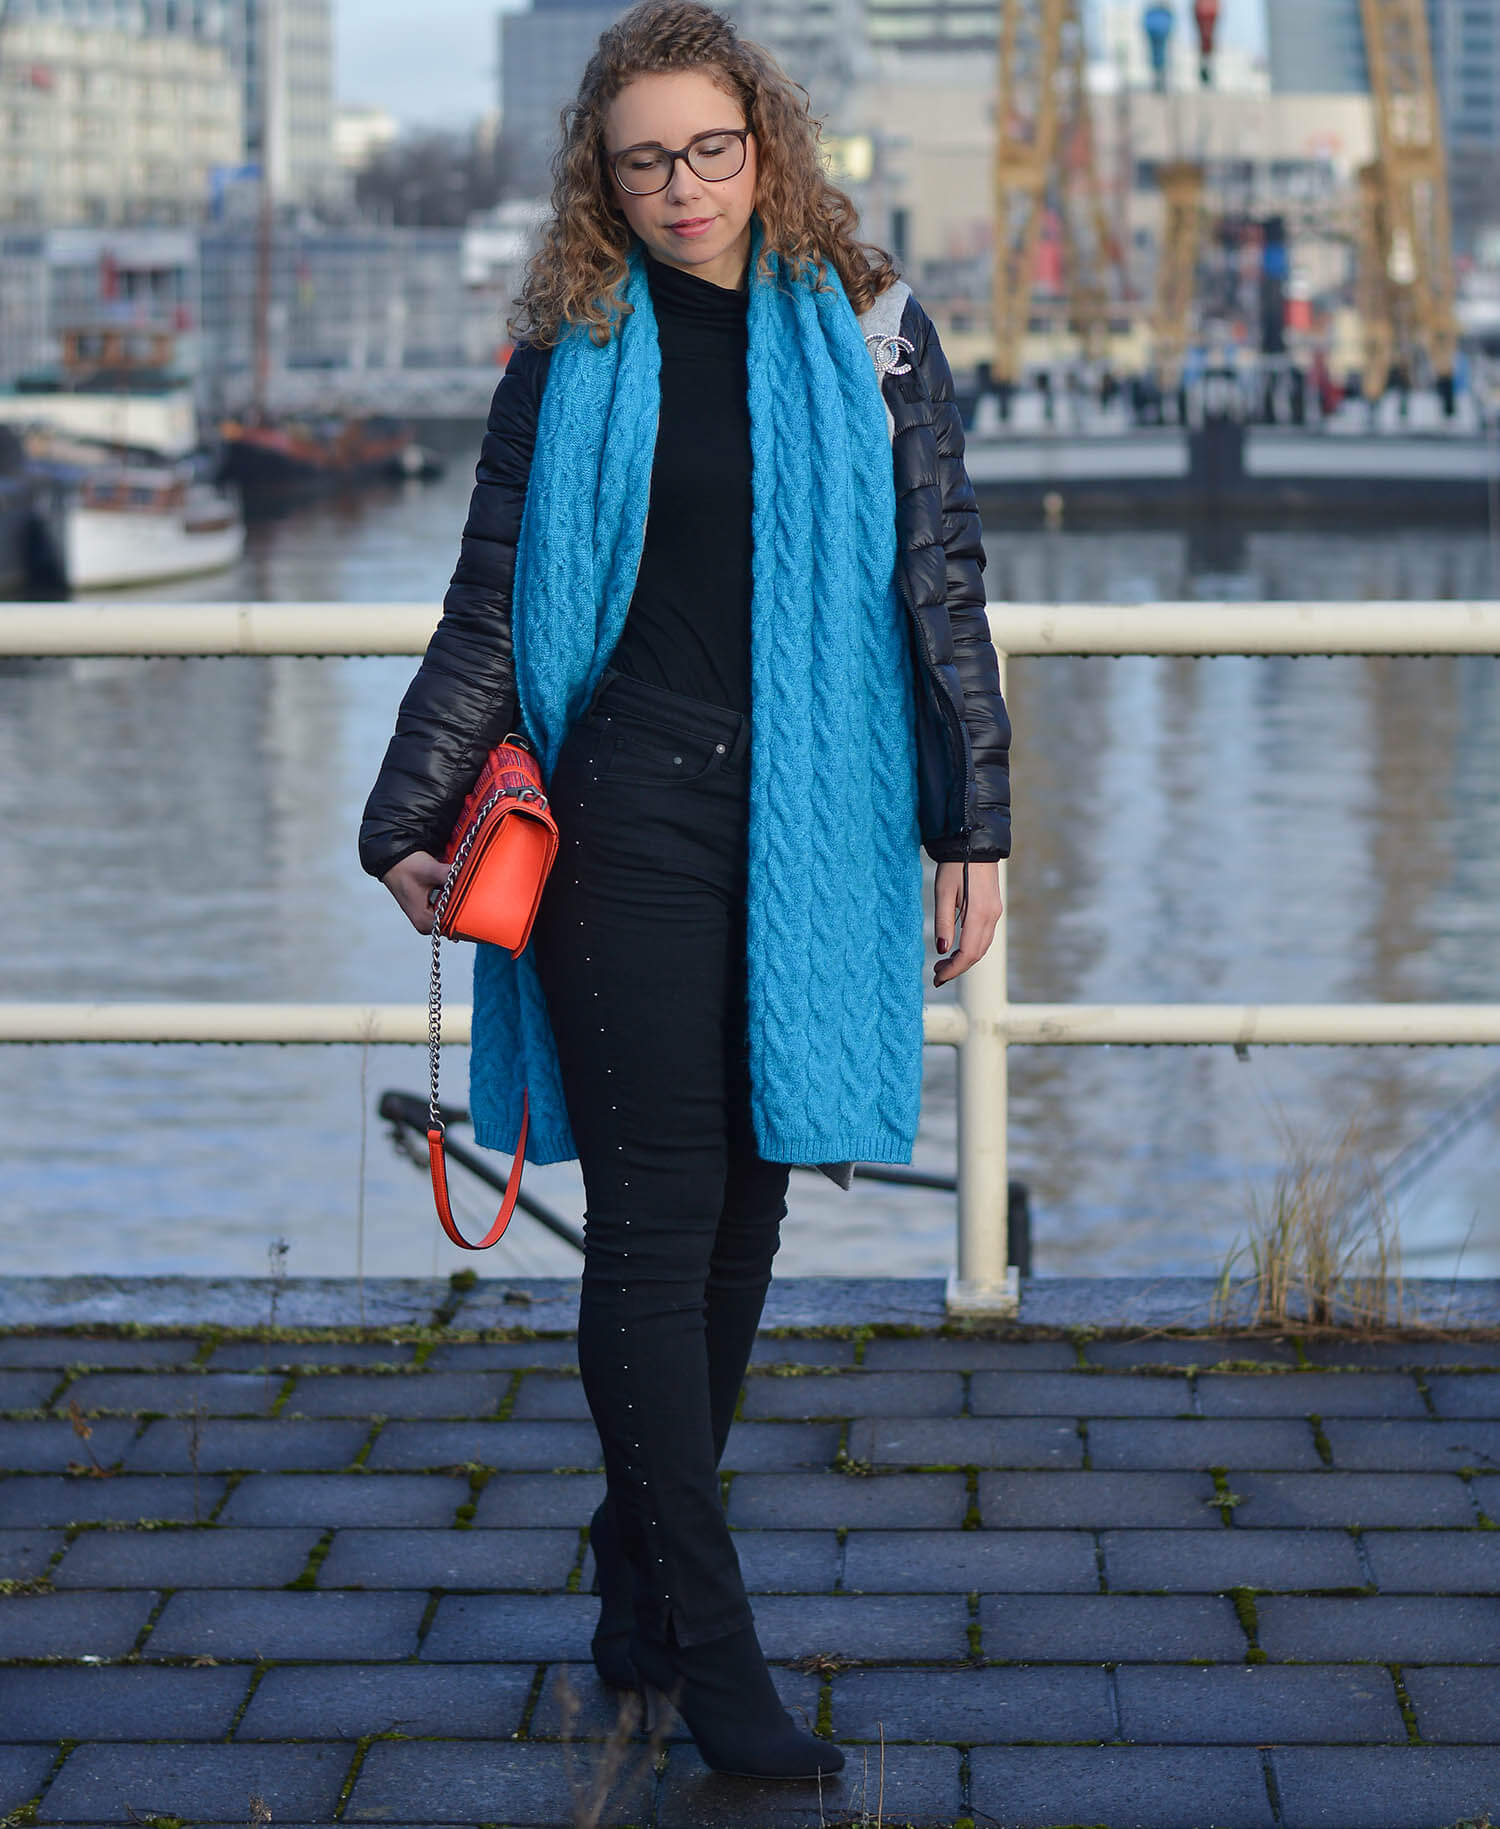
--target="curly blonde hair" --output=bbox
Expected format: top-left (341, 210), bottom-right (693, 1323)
top-left (509, 0), bottom-right (897, 347)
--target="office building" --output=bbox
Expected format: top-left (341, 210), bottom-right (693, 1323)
top-left (499, 0), bottom-right (632, 194)
top-left (1265, 0), bottom-right (1369, 94)
top-left (0, 17), bottom-right (242, 225)
top-left (1428, 0), bottom-right (1500, 247)
top-left (0, 0), bottom-right (338, 208)
top-left (1267, 0), bottom-right (1500, 247)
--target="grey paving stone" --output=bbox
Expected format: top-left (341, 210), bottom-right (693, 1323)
top-left (978, 1470), bottom-right (1221, 1527)
top-left (0, 1370), bottom-right (58, 1409)
top-left (1256, 1595), bottom-right (1500, 1662)
top-left (1089, 1418), bottom-right (1323, 1471)
top-left (1323, 1418), bottom-right (1500, 1472)
top-left (285, 1372), bottom-right (509, 1418)
top-left (831, 1664), bottom-right (1113, 1741)
top-left (727, 1472), bottom-right (967, 1529)
top-left (859, 1337), bottom-right (1078, 1369)
top-left (1196, 1372), bottom-right (1427, 1417)
top-left (365, 1419), bottom-right (602, 1471)
top-left (0, 1748), bottom-right (56, 1811)
top-left (0, 1665), bottom-right (249, 1740)
top-left (508, 1373), bottom-right (589, 1419)
top-left (979, 1593), bottom-right (1246, 1661)
top-left (0, 1590), bottom-right (156, 1658)
top-left (236, 1661), bottom-right (535, 1739)
top-left (0, 1474), bottom-right (226, 1527)
top-left (1363, 1529), bottom-right (1500, 1593)
top-left (57, 1372), bottom-right (285, 1416)
top-left (842, 1527), bottom-right (1099, 1594)
top-left (217, 1472), bottom-right (469, 1526)
top-left (147, 1589), bottom-right (429, 1660)
top-left (845, 1416), bottom-right (1082, 1470)
top-left (720, 1422), bottom-right (841, 1471)
top-left (1271, 1746), bottom-right (1500, 1829)
top-left (424, 1338), bottom-right (580, 1370)
top-left (740, 1371), bottom-right (964, 1420)
top-left (1, 1748), bottom-right (53, 1821)
top-left (719, 1529), bottom-right (841, 1593)
top-left (0, 1420), bottom-right (136, 1472)
top-left (318, 1526), bottom-right (579, 1591)
top-left (1403, 1665), bottom-right (1500, 1743)
top-left (35, 1742), bottom-right (354, 1823)
top-left (1427, 1373), bottom-right (1500, 1417)
top-left (1475, 1474), bottom-right (1500, 1522)
top-left (749, 1335), bottom-right (855, 1366)
top-left (418, 1592), bottom-right (597, 1660)
top-left (1117, 1664), bottom-right (1406, 1743)
top-left (471, 1471), bottom-right (606, 1527)
top-left (1083, 1335), bottom-right (1298, 1369)
top-left (52, 1526), bottom-right (321, 1589)
top-left (207, 1340), bottom-right (417, 1370)
top-left (1302, 1338), bottom-right (1500, 1369)
top-left (0, 1335), bottom-right (199, 1369)
top-left (346, 1739), bottom-right (654, 1825)
top-left (971, 1370), bottom-right (1192, 1415)
top-left (658, 1742), bottom-right (960, 1829)
top-left (750, 1593), bottom-right (969, 1660)
top-left (1101, 1527), bottom-right (1365, 1592)
top-left (529, 1661), bottom-right (820, 1741)
top-left (123, 1418), bottom-right (369, 1474)
top-left (0, 1526), bottom-right (62, 1580)
top-left (1232, 1472), bottom-right (1475, 1528)
top-left (969, 1745), bottom-right (1275, 1829)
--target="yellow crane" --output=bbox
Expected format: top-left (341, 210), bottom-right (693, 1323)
top-left (1357, 0), bottom-right (1458, 397)
top-left (992, 0), bottom-right (1068, 386)
top-left (991, 0), bottom-right (1125, 383)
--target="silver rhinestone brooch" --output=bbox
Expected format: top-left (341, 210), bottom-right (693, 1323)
top-left (865, 332), bottom-right (915, 378)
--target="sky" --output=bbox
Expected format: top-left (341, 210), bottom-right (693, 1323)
top-left (337, 0), bottom-right (1269, 131)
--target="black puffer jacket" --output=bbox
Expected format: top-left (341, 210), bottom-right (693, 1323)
top-left (359, 287), bottom-right (1011, 879)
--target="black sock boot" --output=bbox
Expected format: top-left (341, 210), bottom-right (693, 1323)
top-left (588, 1497), bottom-right (637, 1690)
top-left (628, 1623), bottom-right (844, 1779)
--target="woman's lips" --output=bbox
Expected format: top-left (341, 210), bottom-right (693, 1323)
top-left (667, 218), bottom-right (714, 238)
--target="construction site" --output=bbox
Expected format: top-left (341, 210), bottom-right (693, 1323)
top-left (859, 0), bottom-right (1500, 518)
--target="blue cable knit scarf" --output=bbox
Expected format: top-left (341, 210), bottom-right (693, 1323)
top-left (468, 225), bottom-right (926, 1169)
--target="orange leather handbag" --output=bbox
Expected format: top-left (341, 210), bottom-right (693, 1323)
top-left (426, 733), bottom-right (559, 1249)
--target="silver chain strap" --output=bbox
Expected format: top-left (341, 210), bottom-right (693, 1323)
top-left (426, 782), bottom-right (548, 1135)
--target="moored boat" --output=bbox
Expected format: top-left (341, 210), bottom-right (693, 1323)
top-left (63, 468), bottom-right (244, 591)
top-left (218, 414), bottom-right (415, 505)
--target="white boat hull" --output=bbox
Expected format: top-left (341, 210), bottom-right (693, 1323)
top-left (64, 496), bottom-right (244, 591)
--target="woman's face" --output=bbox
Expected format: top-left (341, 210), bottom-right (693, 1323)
top-left (603, 68), bottom-right (758, 291)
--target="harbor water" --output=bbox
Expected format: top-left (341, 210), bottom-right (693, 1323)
top-left (2, 455), bottom-right (1499, 1284)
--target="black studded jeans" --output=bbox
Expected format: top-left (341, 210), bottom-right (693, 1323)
top-left (529, 666), bottom-right (789, 1650)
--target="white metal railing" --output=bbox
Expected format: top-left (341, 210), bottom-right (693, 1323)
top-left (4, 599), bottom-right (1499, 1318)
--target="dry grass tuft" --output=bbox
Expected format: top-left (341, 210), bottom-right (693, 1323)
top-left (1214, 1113), bottom-right (1404, 1330)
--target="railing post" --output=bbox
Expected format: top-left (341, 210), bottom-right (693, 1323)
top-left (946, 649), bottom-right (1019, 1318)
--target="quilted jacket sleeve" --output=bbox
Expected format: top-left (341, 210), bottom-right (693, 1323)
top-left (910, 304), bottom-right (1012, 863)
top-left (357, 342), bottom-right (549, 881)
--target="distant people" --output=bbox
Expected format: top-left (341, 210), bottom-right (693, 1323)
top-left (359, 0), bottom-right (1009, 1786)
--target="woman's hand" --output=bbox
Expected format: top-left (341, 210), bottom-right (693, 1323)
top-left (932, 859), bottom-right (1003, 987)
top-left (383, 851), bottom-right (449, 935)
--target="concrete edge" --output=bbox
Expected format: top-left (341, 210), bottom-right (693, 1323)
top-left (1, 1275), bottom-right (1498, 1334)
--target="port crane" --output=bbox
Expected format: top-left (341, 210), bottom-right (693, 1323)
top-left (1356, 0), bottom-right (1458, 398)
top-left (990, 0), bottom-right (1125, 385)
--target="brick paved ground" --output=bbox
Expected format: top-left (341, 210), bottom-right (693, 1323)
top-left (3, 1305), bottom-right (1500, 1828)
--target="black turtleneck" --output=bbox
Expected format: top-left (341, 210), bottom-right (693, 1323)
top-left (609, 249), bottom-right (753, 715)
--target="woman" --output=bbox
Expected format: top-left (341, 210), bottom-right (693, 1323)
top-left (359, 0), bottom-right (1010, 1782)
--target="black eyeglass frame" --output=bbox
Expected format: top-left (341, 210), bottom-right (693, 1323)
top-left (607, 127), bottom-right (753, 196)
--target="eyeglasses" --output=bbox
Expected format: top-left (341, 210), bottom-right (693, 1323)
top-left (608, 127), bottom-right (753, 196)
